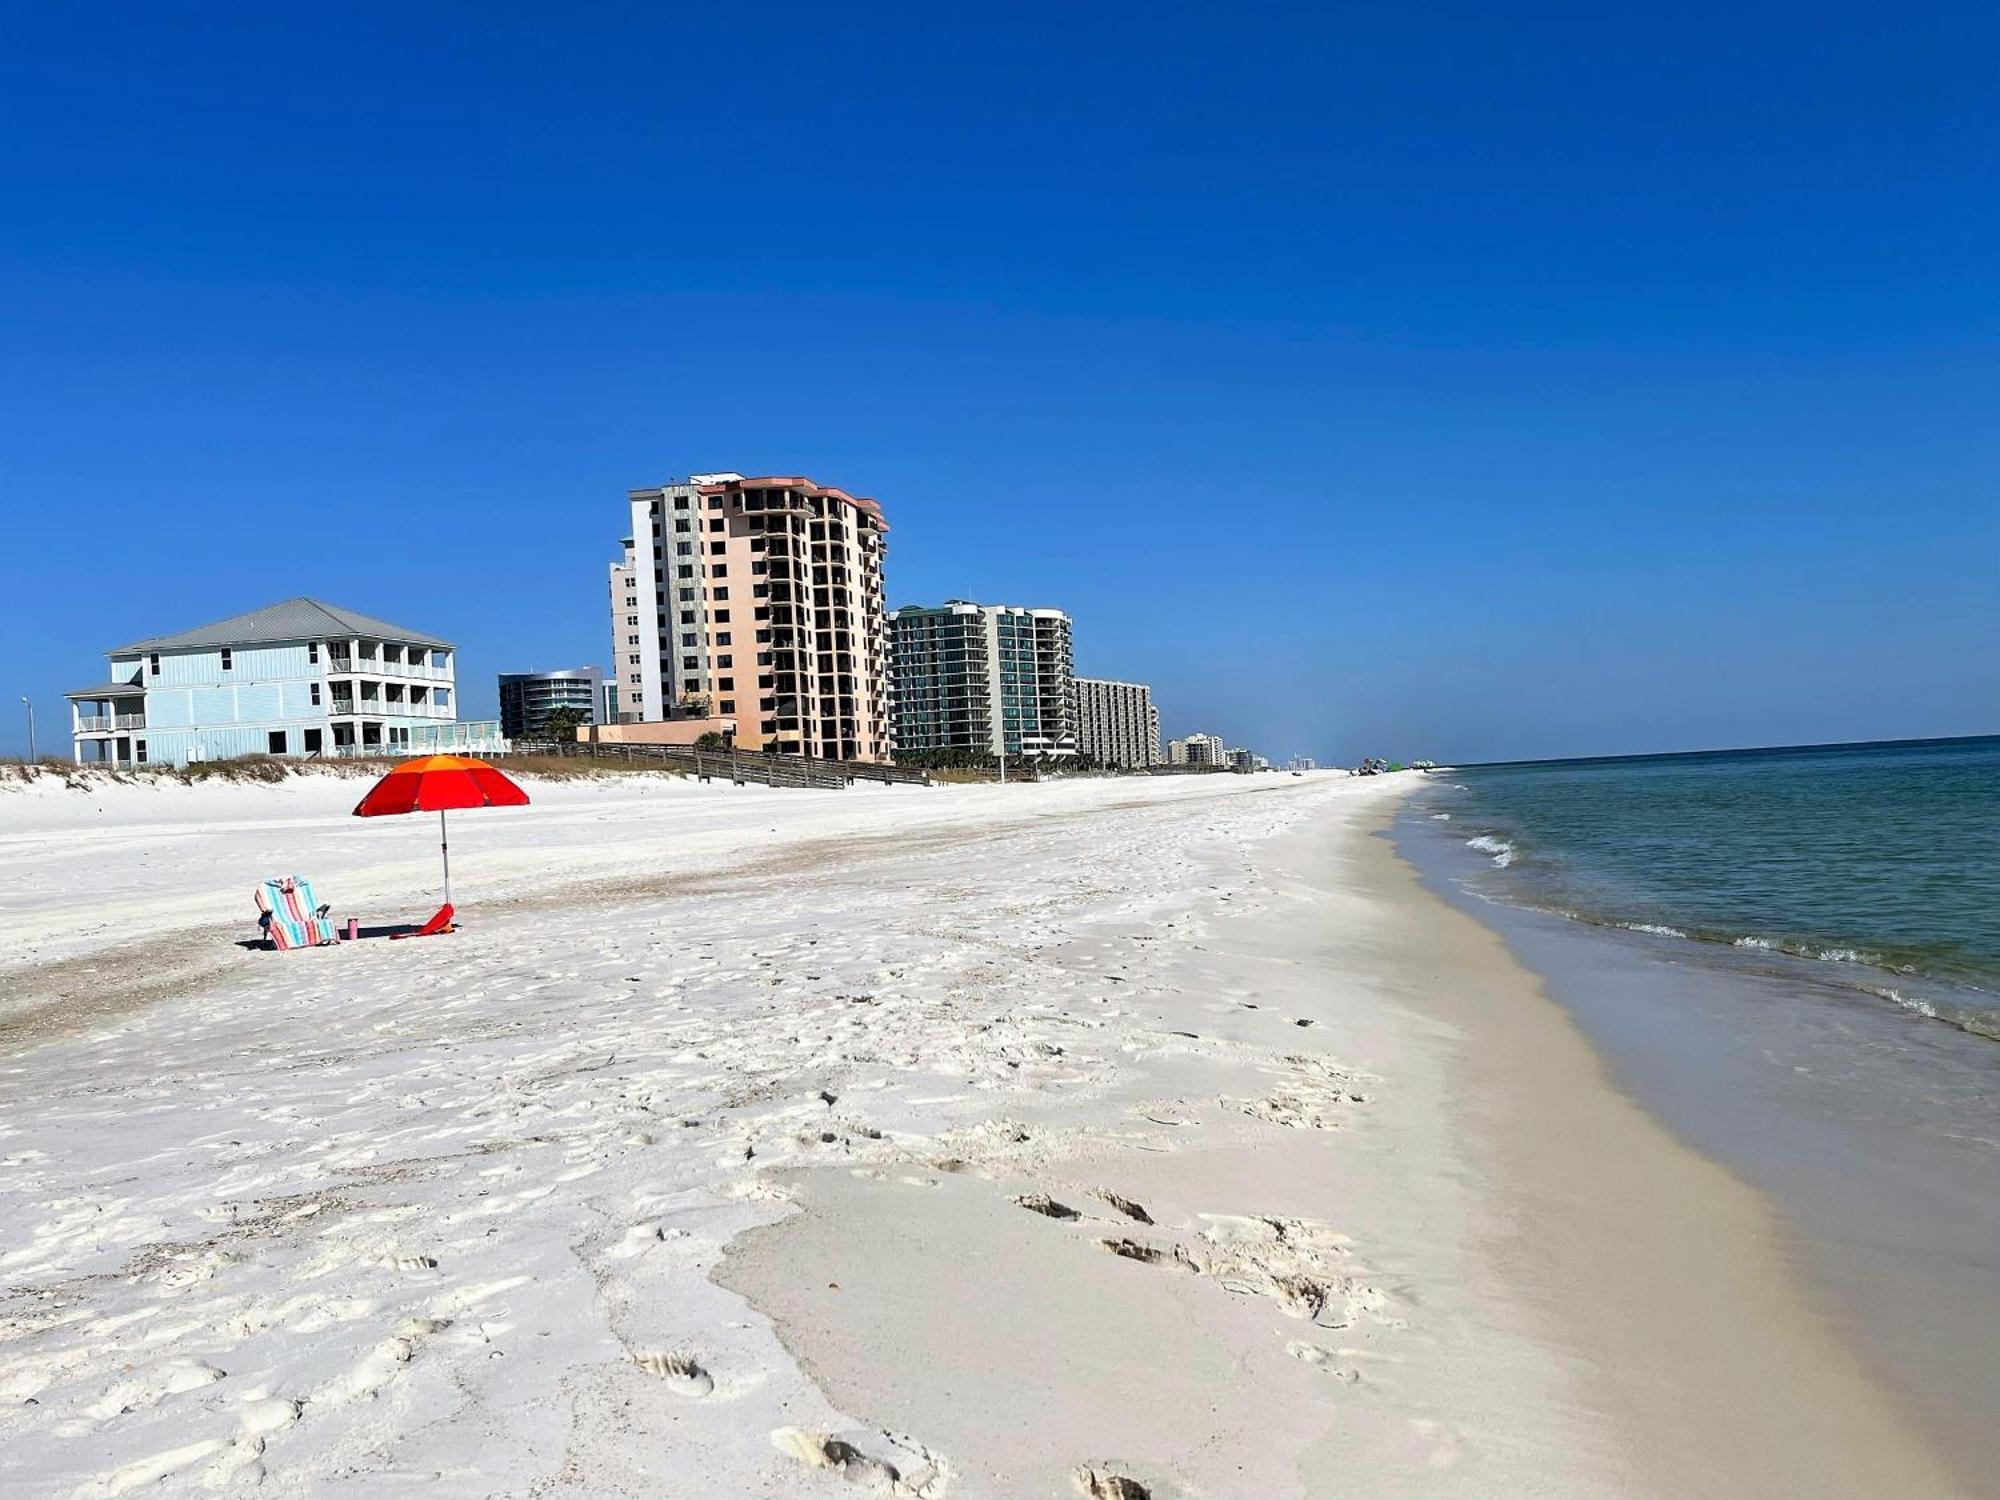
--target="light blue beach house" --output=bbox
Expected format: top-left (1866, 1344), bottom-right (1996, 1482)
top-left (67, 598), bottom-right (504, 767)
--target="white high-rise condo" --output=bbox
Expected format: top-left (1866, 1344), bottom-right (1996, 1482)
top-left (1074, 677), bottom-right (1160, 768)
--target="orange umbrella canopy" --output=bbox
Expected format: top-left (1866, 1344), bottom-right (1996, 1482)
top-left (353, 755), bottom-right (530, 818)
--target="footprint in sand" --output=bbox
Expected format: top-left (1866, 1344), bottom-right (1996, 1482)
top-left (1073, 1468), bottom-right (1151, 1499)
top-left (1286, 1340), bottom-right (1363, 1383)
top-left (1090, 1190), bottom-right (1153, 1224)
top-left (1013, 1193), bottom-right (1080, 1220)
top-left (84, 1359), bottom-right (226, 1421)
top-left (1097, 1237), bottom-right (1197, 1272)
top-left (771, 1426), bottom-right (951, 1495)
top-left (633, 1350), bottom-right (714, 1397)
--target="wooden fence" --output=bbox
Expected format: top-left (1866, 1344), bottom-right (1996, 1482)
top-left (505, 739), bottom-right (932, 790)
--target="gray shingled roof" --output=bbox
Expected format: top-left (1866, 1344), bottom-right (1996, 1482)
top-left (114, 598), bottom-right (451, 654)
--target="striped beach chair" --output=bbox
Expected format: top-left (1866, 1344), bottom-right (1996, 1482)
top-left (255, 876), bottom-right (338, 950)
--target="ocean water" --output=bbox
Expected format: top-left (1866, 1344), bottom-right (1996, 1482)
top-left (1396, 736), bottom-right (2000, 1478)
top-left (1431, 736), bottom-right (2000, 1040)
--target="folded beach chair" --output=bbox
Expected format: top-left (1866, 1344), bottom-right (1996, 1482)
top-left (255, 876), bottom-right (338, 950)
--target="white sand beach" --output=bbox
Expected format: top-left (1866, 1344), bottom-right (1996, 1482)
top-left (0, 769), bottom-right (1968, 1497)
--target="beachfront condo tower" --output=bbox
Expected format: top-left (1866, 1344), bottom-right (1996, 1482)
top-left (1074, 676), bottom-right (1161, 769)
top-left (67, 597), bottom-right (497, 767)
top-left (887, 602), bottom-right (1078, 762)
top-left (497, 668), bottom-right (603, 741)
top-left (611, 473), bottom-right (893, 761)
top-left (1166, 732), bottom-right (1227, 767)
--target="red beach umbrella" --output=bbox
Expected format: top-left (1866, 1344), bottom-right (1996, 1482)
top-left (353, 755), bottom-right (529, 934)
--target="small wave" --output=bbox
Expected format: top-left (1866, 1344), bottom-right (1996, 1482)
top-left (1622, 922), bottom-right (1687, 938)
top-left (1732, 935), bottom-right (1777, 951)
top-left (1464, 835), bottom-right (1515, 868)
top-left (1431, 812), bottom-right (1451, 821)
top-left (1874, 987), bottom-right (1938, 1020)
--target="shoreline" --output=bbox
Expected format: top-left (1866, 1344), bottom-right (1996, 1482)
top-left (0, 772), bottom-right (1969, 1495)
top-left (720, 783), bottom-right (1968, 1496)
top-left (1400, 790), bottom-right (2000, 1487)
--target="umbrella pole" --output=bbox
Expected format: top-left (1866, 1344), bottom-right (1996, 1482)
top-left (440, 809), bottom-right (452, 907)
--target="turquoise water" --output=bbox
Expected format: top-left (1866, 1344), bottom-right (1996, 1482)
top-left (1433, 736), bottom-right (2000, 1040)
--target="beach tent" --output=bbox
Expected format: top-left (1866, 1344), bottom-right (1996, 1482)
top-left (352, 755), bottom-right (529, 937)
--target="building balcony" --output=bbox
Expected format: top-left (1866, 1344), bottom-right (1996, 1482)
top-left (75, 713), bottom-right (146, 734)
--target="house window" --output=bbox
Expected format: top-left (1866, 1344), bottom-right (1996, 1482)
top-left (718, 677), bottom-right (734, 690)
top-left (716, 632), bottom-right (732, 646)
top-left (682, 656), bottom-right (699, 671)
top-left (713, 587), bottom-right (729, 600)
top-left (681, 633), bottom-right (696, 647)
top-left (713, 609), bottom-right (730, 623)
top-left (220, 649), bottom-right (233, 671)
top-left (677, 565), bottom-right (694, 579)
top-left (719, 700), bottom-right (735, 713)
top-left (148, 653), bottom-right (160, 675)
top-left (269, 730), bottom-right (287, 754)
top-left (707, 517), bottom-right (723, 531)
top-left (716, 655), bottom-right (732, 668)
top-left (310, 683), bottom-right (321, 707)
top-left (304, 728), bottom-right (323, 754)
top-left (709, 541), bottom-right (726, 556)
top-left (136, 739), bottom-right (148, 764)
top-left (674, 519), bottom-right (691, 533)
top-left (680, 611), bottom-right (696, 625)
top-left (308, 642), bottom-right (319, 664)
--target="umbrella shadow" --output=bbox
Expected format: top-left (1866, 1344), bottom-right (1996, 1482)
top-left (236, 922), bottom-right (428, 952)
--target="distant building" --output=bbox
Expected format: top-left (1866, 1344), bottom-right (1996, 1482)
top-left (1166, 732), bottom-right (1226, 767)
top-left (617, 474), bottom-right (892, 760)
top-left (608, 536), bottom-right (642, 722)
top-left (498, 668), bottom-right (602, 741)
top-left (68, 597), bottom-right (496, 767)
top-left (1287, 755), bottom-right (1317, 773)
top-left (888, 601), bottom-right (1076, 760)
top-left (1074, 677), bottom-right (1158, 769)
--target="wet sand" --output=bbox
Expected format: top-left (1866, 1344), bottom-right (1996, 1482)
top-left (723, 790), bottom-right (1970, 1496)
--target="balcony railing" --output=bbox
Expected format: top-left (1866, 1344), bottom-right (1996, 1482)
top-left (75, 713), bottom-right (146, 733)
top-left (330, 699), bottom-right (456, 719)
top-left (327, 658), bottom-right (447, 679)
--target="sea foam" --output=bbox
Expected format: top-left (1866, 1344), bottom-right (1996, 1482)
top-left (1464, 835), bottom-right (1515, 868)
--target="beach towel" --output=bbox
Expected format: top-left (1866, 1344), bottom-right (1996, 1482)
top-left (255, 876), bottom-right (337, 950)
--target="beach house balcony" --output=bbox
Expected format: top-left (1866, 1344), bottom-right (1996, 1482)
top-left (66, 682), bottom-right (150, 765)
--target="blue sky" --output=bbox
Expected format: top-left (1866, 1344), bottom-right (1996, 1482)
top-left (3, 3), bottom-right (1996, 763)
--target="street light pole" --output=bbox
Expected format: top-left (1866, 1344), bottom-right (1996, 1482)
top-left (20, 697), bottom-right (35, 764)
